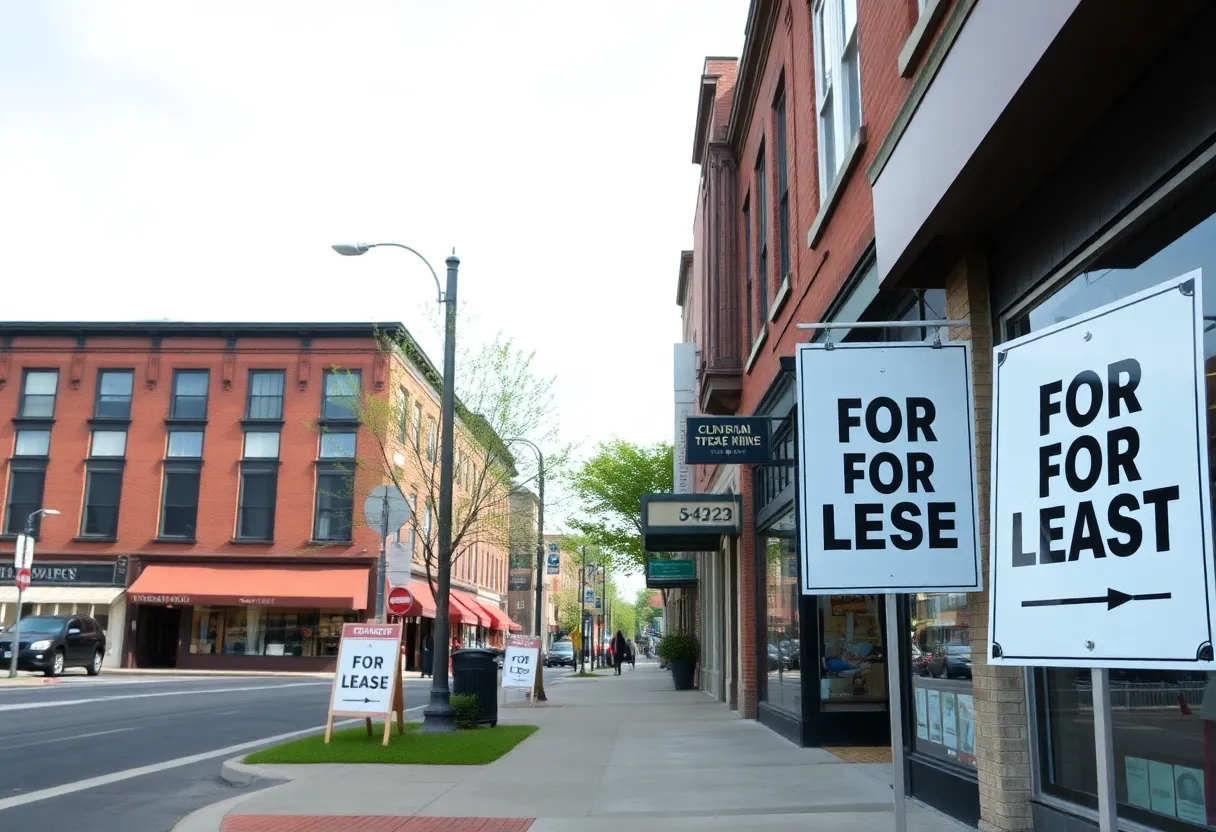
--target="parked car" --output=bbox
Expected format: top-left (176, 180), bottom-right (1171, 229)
top-left (767, 643), bottom-right (792, 672)
top-left (929, 644), bottom-right (972, 679)
top-left (545, 640), bottom-right (576, 668)
top-left (912, 644), bottom-right (934, 677)
top-left (0, 615), bottom-right (106, 677)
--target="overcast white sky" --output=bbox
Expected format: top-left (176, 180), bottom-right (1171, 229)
top-left (0, 2), bottom-right (746, 586)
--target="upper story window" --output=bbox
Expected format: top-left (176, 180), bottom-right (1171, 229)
top-left (426, 419), bottom-right (437, 462)
top-left (774, 86), bottom-right (791, 285)
top-left (319, 431), bottom-right (356, 459)
top-left (247, 370), bottom-right (285, 420)
top-left (14, 430), bottom-right (50, 457)
top-left (20, 370), bottom-right (58, 418)
top-left (171, 370), bottom-right (209, 419)
top-left (813, 0), bottom-right (862, 199)
top-left (743, 197), bottom-right (754, 345)
top-left (167, 430), bottom-right (204, 458)
top-left (244, 432), bottom-right (280, 459)
top-left (90, 430), bottom-right (127, 457)
top-left (322, 370), bottom-right (360, 421)
top-left (95, 370), bottom-right (134, 419)
top-left (412, 402), bottom-right (423, 449)
top-left (755, 147), bottom-right (769, 322)
top-left (395, 388), bottom-right (409, 443)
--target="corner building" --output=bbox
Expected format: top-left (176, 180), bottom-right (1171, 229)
top-left (677, 1), bottom-right (1216, 830)
top-left (0, 322), bottom-right (511, 672)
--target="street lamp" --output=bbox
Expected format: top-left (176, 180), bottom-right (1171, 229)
top-left (504, 437), bottom-right (546, 701)
top-left (7, 508), bottom-right (60, 678)
top-left (332, 240), bottom-right (460, 734)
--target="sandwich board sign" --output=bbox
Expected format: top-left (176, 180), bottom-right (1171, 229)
top-left (501, 634), bottom-right (541, 705)
top-left (325, 622), bottom-right (406, 745)
top-left (989, 272), bottom-right (1215, 669)
top-left (795, 339), bottom-right (982, 594)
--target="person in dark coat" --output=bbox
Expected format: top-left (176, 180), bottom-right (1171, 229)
top-left (420, 632), bottom-right (434, 678)
top-left (612, 630), bottom-right (628, 675)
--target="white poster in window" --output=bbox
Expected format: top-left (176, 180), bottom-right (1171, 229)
top-left (941, 692), bottom-right (958, 750)
top-left (1125, 756), bottom-right (1152, 810)
top-left (915, 687), bottom-right (929, 740)
top-left (957, 694), bottom-right (975, 756)
top-left (927, 689), bottom-right (943, 743)
top-left (1175, 765), bottom-right (1206, 824)
top-left (988, 271), bottom-right (1216, 669)
top-left (1149, 760), bottom-right (1178, 818)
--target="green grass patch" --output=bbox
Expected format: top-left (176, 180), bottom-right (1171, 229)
top-left (244, 722), bottom-right (537, 765)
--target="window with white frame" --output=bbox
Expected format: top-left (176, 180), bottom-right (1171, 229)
top-left (813, 0), bottom-right (862, 200)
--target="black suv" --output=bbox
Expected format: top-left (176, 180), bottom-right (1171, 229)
top-left (0, 615), bottom-right (107, 677)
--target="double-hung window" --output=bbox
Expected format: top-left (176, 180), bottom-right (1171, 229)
top-left (412, 403), bottom-right (423, 452)
top-left (314, 467), bottom-right (354, 541)
top-left (247, 371), bottom-right (285, 420)
top-left (171, 370), bottom-right (209, 419)
top-left (4, 466), bottom-right (46, 536)
top-left (82, 422), bottom-right (128, 539)
top-left (95, 370), bottom-right (134, 419)
top-left (813, 0), bottom-right (862, 198)
top-left (426, 420), bottom-right (437, 462)
top-left (9, 370), bottom-right (57, 536)
top-left (755, 147), bottom-right (769, 323)
top-left (19, 370), bottom-right (58, 418)
top-left (395, 388), bottom-right (409, 443)
top-left (323, 370), bottom-right (360, 421)
top-left (774, 86), bottom-right (791, 286)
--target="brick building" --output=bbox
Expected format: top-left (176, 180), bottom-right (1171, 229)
top-left (673, 1), bottom-right (1216, 830)
top-left (0, 322), bottom-right (513, 672)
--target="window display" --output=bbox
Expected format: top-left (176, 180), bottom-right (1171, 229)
top-left (818, 594), bottom-right (886, 709)
top-left (189, 606), bottom-right (357, 658)
top-left (1012, 178), bottom-right (1216, 830)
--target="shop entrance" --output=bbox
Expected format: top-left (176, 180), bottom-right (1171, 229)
top-left (136, 605), bottom-right (181, 668)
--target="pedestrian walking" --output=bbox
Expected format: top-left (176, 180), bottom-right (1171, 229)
top-left (420, 631), bottom-right (434, 678)
top-left (628, 639), bottom-right (636, 670)
top-left (612, 630), bottom-right (628, 676)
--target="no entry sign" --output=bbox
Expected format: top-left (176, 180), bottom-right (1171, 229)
top-left (14, 567), bottom-right (31, 591)
top-left (989, 272), bottom-right (1215, 669)
top-left (386, 585), bottom-right (413, 617)
top-left (795, 340), bottom-right (981, 594)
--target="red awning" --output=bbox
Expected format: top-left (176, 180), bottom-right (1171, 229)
top-left (452, 590), bottom-right (492, 628)
top-left (127, 564), bottom-right (369, 609)
top-left (509, 619), bottom-right (523, 632)
top-left (471, 598), bottom-right (515, 632)
top-left (394, 580), bottom-right (437, 619)
top-left (444, 589), bottom-right (475, 625)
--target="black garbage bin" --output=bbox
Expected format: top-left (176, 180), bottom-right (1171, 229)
top-left (451, 648), bottom-right (499, 727)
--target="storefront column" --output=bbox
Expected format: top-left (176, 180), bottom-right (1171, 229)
top-left (947, 252), bottom-right (1032, 832)
top-left (738, 464), bottom-right (758, 718)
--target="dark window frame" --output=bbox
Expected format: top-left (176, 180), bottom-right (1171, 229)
top-left (19, 368), bottom-right (59, 420)
top-left (4, 459), bottom-right (49, 537)
top-left (13, 429), bottom-right (51, 458)
top-left (236, 460), bottom-right (279, 542)
top-left (321, 369), bottom-right (362, 423)
top-left (159, 460), bottom-right (202, 540)
top-left (94, 369), bottom-right (135, 420)
top-left (743, 193), bottom-right (754, 346)
top-left (170, 369), bottom-right (210, 421)
top-left (313, 461), bottom-right (354, 542)
top-left (756, 144), bottom-right (770, 324)
top-left (245, 369), bottom-right (286, 422)
top-left (774, 83), bottom-right (791, 287)
top-left (80, 460), bottom-right (125, 539)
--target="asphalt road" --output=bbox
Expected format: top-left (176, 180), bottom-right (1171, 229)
top-left (0, 674), bottom-right (444, 832)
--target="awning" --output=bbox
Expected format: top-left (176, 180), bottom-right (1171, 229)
top-left (394, 580), bottom-right (437, 619)
top-left (471, 597), bottom-right (514, 632)
top-left (0, 586), bottom-right (124, 606)
top-left (126, 564), bottom-right (369, 609)
top-left (452, 590), bottom-right (491, 628)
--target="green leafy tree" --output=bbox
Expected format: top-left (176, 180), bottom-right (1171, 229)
top-left (635, 588), bottom-right (663, 633)
top-left (569, 440), bottom-right (673, 573)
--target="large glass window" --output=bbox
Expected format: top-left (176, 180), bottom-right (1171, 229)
top-left (912, 592), bottom-right (975, 768)
top-left (762, 509), bottom-right (800, 716)
top-left (1011, 177), bottom-right (1216, 830)
top-left (189, 606), bottom-right (358, 657)
top-left (818, 594), bottom-right (887, 709)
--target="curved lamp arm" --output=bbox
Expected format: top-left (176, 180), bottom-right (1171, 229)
top-left (331, 242), bottom-right (445, 305)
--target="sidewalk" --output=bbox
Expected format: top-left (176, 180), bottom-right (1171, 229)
top-left (175, 662), bottom-right (972, 832)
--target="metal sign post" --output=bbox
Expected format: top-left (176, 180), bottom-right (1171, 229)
top-left (884, 594), bottom-right (908, 832)
top-left (364, 485), bottom-right (411, 623)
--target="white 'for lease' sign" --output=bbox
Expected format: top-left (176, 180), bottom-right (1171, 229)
top-left (502, 635), bottom-right (541, 690)
top-left (989, 272), bottom-right (1215, 669)
top-left (796, 340), bottom-right (982, 594)
top-left (329, 623), bottom-right (403, 715)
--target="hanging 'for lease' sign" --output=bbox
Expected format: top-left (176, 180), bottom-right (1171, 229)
top-left (795, 340), bottom-right (982, 594)
top-left (989, 272), bottom-right (1215, 669)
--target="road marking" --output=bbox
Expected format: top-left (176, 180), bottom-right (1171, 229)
top-left (4, 727), bottom-right (137, 752)
top-left (0, 682), bottom-right (328, 713)
top-left (0, 707), bottom-right (426, 811)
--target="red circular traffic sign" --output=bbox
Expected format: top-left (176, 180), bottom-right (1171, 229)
top-left (14, 568), bottom-right (31, 591)
top-left (386, 585), bottom-right (413, 617)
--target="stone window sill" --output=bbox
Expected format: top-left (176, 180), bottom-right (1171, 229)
top-left (898, 0), bottom-right (949, 78)
top-left (744, 329), bottom-right (768, 375)
top-left (768, 274), bottom-right (792, 323)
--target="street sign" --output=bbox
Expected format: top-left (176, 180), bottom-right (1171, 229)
top-left (684, 416), bottom-right (772, 464)
top-left (795, 339), bottom-right (981, 594)
top-left (363, 485), bottom-right (411, 538)
top-left (14, 534), bottom-right (32, 570)
top-left (325, 622), bottom-right (405, 746)
top-left (989, 272), bottom-right (1215, 669)
top-left (502, 634), bottom-right (541, 692)
top-left (546, 544), bottom-right (560, 575)
top-left (14, 568), bottom-right (31, 591)
top-left (385, 585), bottom-right (413, 617)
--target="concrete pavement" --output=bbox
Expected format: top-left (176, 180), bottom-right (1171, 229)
top-left (178, 661), bottom-right (972, 832)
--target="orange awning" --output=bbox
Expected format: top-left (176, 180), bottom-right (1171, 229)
top-left (128, 564), bottom-right (369, 609)
top-left (470, 597), bottom-right (514, 632)
top-left (452, 590), bottom-right (492, 628)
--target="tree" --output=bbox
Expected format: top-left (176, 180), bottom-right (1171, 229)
top-left (635, 588), bottom-right (663, 633)
top-left (569, 440), bottom-right (673, 573)
top-left (327, 327), bottom-right (569, 699)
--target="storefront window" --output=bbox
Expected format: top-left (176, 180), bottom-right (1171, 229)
top-left (818, 594), bottom-right (887, 709)
top-left (189, 607), bottom-right (356, 657)
top-left (762, 509), bottom-right (800, 716)
top-left (912, 593), bottom-right (976, 768)
top-left (1010, 179), bottom-right (1216, 830)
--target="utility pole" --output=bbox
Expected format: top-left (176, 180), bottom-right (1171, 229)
top-left (579, 546), bottom-right (587, 674)
top-left (7, 508), bottom-right (59, 678)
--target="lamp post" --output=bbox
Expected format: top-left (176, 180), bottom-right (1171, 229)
top-left (579, 546), bottom-right (588, 674)
top-left (504, 437), bottom-right (546, 700)
top-left (333, 241), bottom-right (460, 733)
top-left (7, 508), bottom-right (60, 678)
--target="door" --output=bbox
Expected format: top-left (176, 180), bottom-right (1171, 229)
top-left (135, 606), bottom-right (182, 668)
top-left (65, 618), bottom-right (89, 665)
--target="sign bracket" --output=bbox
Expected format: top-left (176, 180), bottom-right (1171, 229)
top-left (795, 319), bottom-right (969, 350)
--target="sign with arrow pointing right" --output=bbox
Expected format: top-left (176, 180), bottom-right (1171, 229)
top-left (324, 622), bottom-right (405, 746)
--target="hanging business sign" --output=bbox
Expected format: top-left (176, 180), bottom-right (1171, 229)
top-left (795, 340), bottom-right (981, 594)
top-left (641, 493), bottom-right (743, 552)
top-left (684, 417), bottom-right (772, 464)
top-left (546, 543), bottom-right (560, 575)
top-left (508, 573), bottom-right (530, 591)
top-left (645, 558), bottom-right (697, 589)
top-left (988, 272), bottom-right (1215, 669)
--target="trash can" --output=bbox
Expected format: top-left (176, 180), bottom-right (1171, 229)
top-left (451, 648), bottom-right (499, 727)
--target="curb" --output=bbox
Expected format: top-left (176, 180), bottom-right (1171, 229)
top-left (220, 755), bottom-right (279, 787)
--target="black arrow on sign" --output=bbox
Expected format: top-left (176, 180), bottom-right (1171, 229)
top-left (1021, 588), bottom-right (1172, 611)
top-left (342, 697), bottom-right (373, 704)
